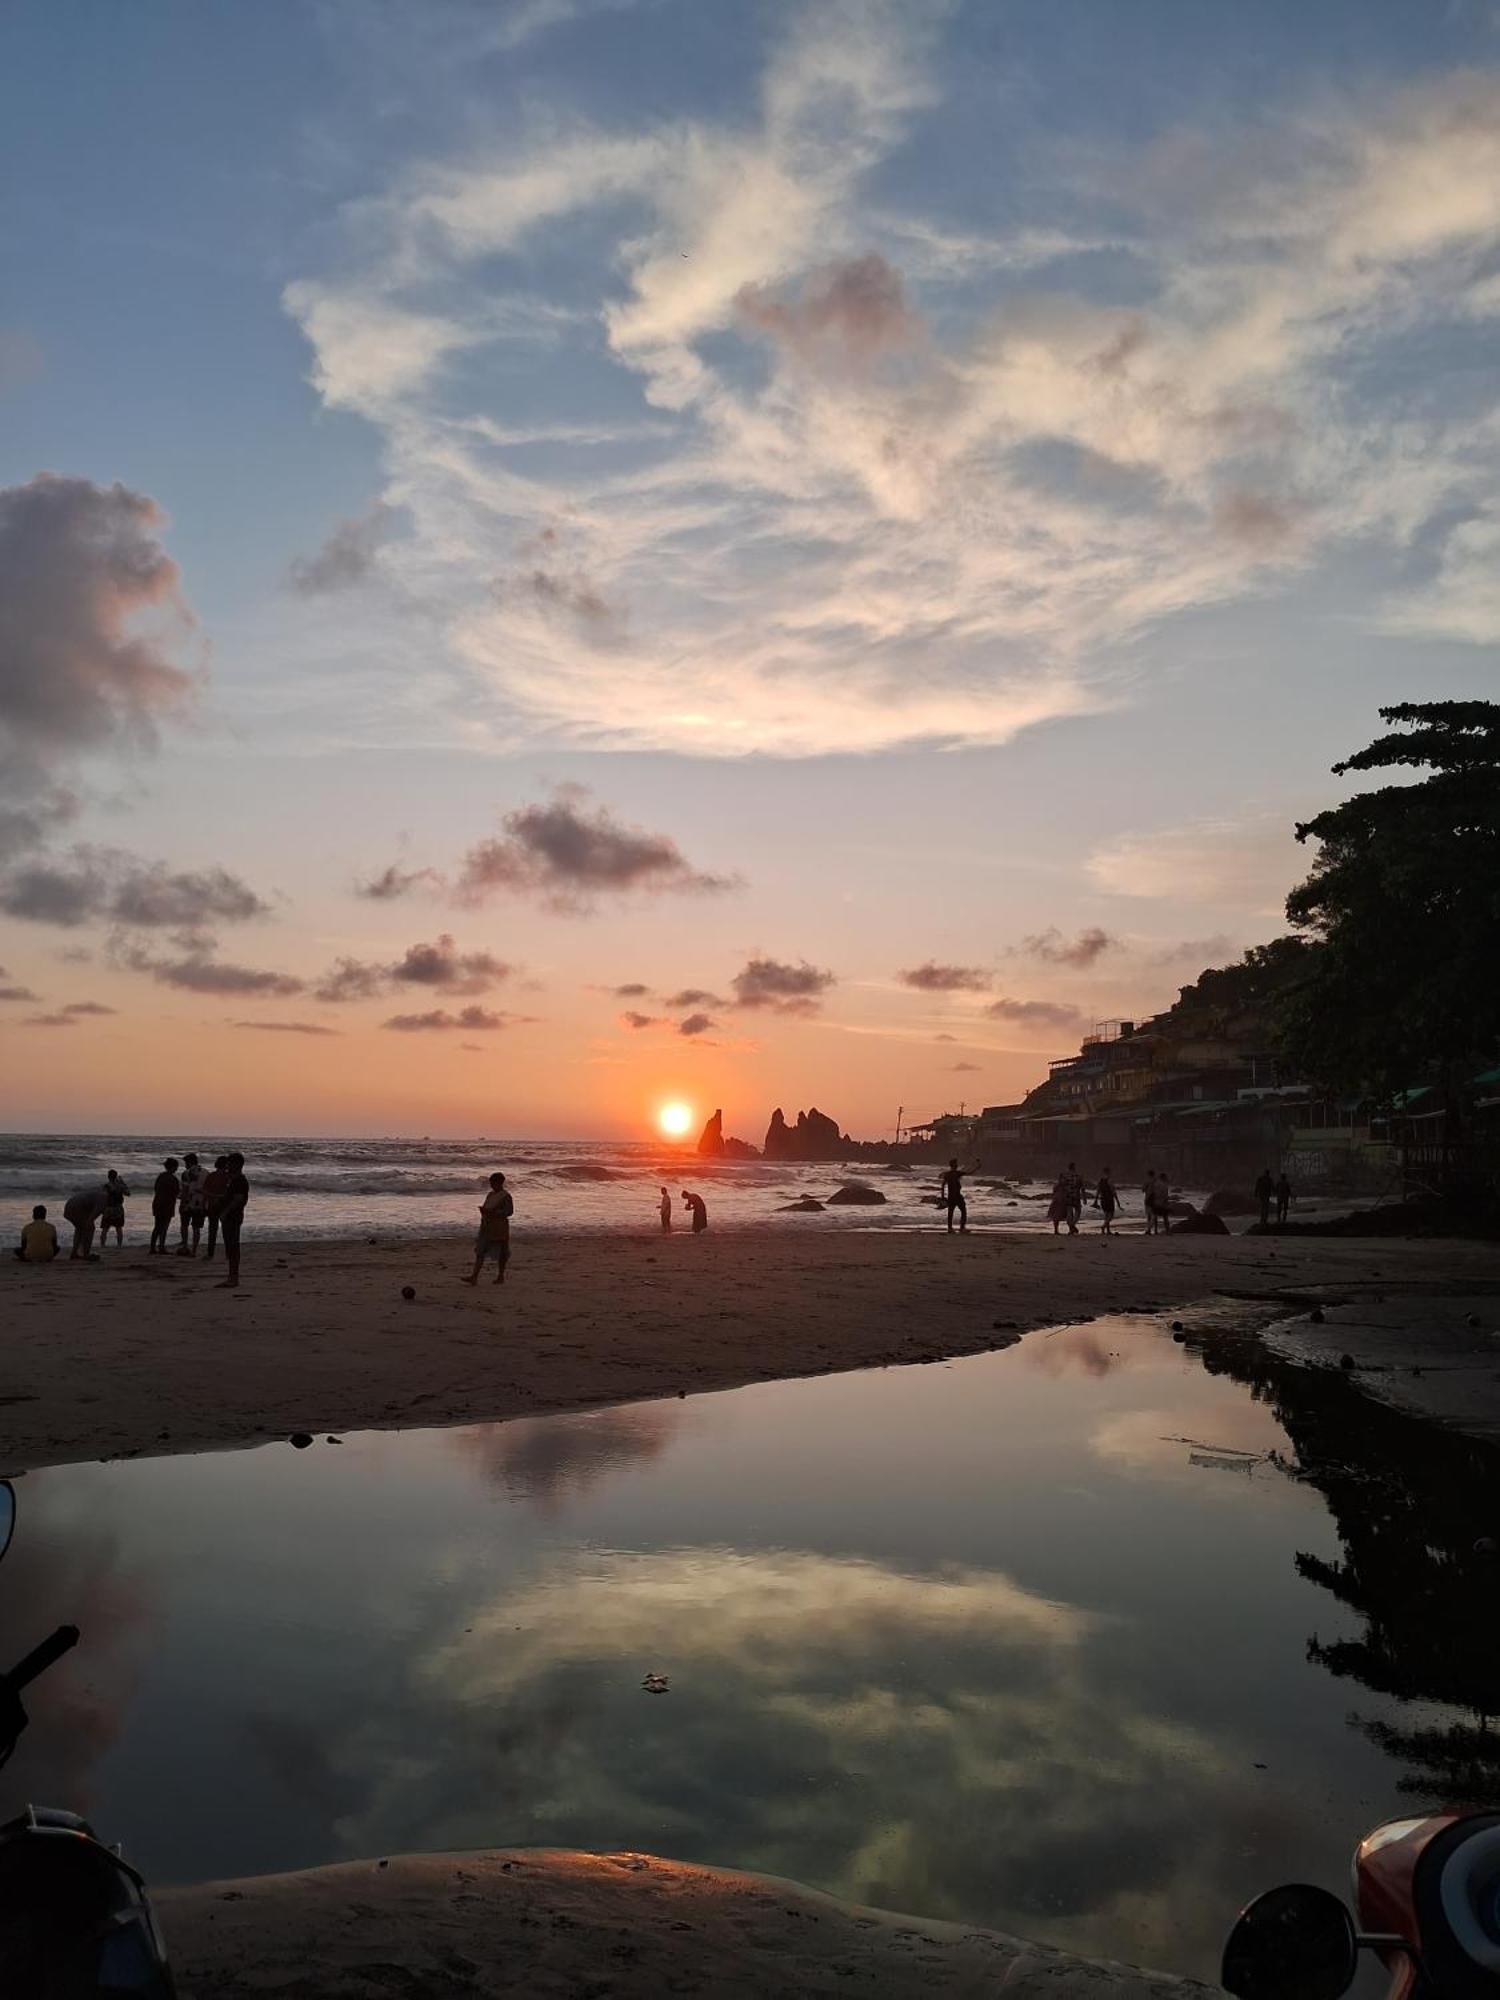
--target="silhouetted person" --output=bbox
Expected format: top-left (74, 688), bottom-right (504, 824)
top-left (213, 1152), bottom-right (248, 1289)
top-left (463, 1171), bottom-right (513, 1286)
top-left (149, 1158), bottom-right (180, 1254)
top-left (939, 1157), bottom-right (967, 1232)
top-left (98, 1169), bottom-right (130, 1248)
top-left (1275, 1172), bottom-right (1292, 1226)
top-left (659, 1185), bottom-right (672, 1232)
top-left (178, 1151), bottom-right (208, 1255)
top-left (1064, 1161), bottom-right (1083, 1233)
top-left (1095, 1166), bottom-right (1118, 1236)
top-left (203, 1155), bottom-right (229, 1258)
top-left (681, 1189), bottom-right (708, 1233)
top-left (1143, 1170), bottom-right (1160, 1236)
top-left (1254, 1167), bottom-right (1275, 1229)
top-left (14, 1206), bottom-right (58, 1263)
top-left (63, 1180), bottom-right (108, 1260)
top-left (1047, 1173), bottom-right (1071, 1235)
top-left (1152, 1173), bottom-right (1171, 1235)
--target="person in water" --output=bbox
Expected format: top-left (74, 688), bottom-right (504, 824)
top-left (658, 1186), bottom-right (672, 1232)
top-left (1254, 1167), bottom-right (1275, 1229)
top-left (938, 1157), bottom-right (967, 1233)
top-left (1094, 1166), bottom-right (1118, 1235)
top-left (214, 1152), bottom-right (249, 1289)
top-left (1275, 1171), bottom-right (1292, 1226)
top-left (98, 1169), bottom-right (130, 1249)
top-left (15, 1205), bottom-right (58, 1263)
top-left (464, 1171), bottom-right (513, 1286)
top-left (149, 1158), bottom-right (180, 1255)
top-left (681, 1189), bottom-right (708, 1233)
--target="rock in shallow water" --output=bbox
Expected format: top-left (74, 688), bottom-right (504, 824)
top-left (826, 1183), bottom-right (887, 1207)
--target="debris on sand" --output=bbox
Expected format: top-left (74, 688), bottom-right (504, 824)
top-left (641, 1673), bottom-right (670, 1694)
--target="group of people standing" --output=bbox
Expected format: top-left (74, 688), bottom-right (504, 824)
top-left (14, 1148), bottom-right (250, 1288)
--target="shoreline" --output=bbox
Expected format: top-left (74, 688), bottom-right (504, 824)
top-left (6, 1226), bottom-right (1500, 1476)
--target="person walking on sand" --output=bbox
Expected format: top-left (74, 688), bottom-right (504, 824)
top-left (149, 1158), bottom-right (180, 1255)
top-left (658, 1185), bottom-right (672, 1233)
top-left (63, 1180), bottom-right (109, 1261)
top-left (681, 1189), bottom-right (708, 1234)
top-left (213, 1152), bottom-right (249, 1289)
top-left (14, 1205), bottom-right (59, 1263)
top-left (178, 1152), bottom-right (208, 1256)
top-left (1276, 1171), bottom-right (1292, 1225)
top-left (203, 1155), bottom-right (229, 1258)
top-left (99, 1169), bottom-right (130, 1249)
top-left (939, 1157), bottom-right (967, 1233)
top-left (1064, 1162), bottom-right (1083, 1235)
top-left (1143, 1170), bottom-right (1159, 1236)
top-left (1254, 1166), bottom-right (1275, 1230)
top-left (1095, 1166), bottom-right (1118, 1236)
top-left (463, 1171), bottom-right (513, 1286)
top-left (1047, 1172), bottom-right (1071, 1235)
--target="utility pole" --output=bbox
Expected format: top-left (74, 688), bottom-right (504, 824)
top-left (894, 1104), bottom-right (903, 1145)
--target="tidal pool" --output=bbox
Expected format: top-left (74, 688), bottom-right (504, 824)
top-left (2, 1311), bottom-right (1492, 1983)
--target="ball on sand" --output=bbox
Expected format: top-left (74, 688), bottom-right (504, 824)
top-left (401, 1285), bottom-right (415, 1301)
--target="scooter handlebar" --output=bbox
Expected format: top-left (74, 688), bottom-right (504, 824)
top-left (5, 1625), bottom-right (80, 1693)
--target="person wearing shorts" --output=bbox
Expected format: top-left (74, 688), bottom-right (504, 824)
top-left (214, 1152), bottom-right (248, 1289)
top-left (203, 1156), bottom-right (229, 1257)
top-left (939, 1158), bottom-right (967, 1233)
top-left (464, 1172), bottom-right (513, 1286)
top-left (99, 1170), bottom-right (130, 1248)
top-left (178, 1152), bottom-right (208, 1256)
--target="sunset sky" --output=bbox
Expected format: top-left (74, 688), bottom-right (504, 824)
top-left (2, 0), bottom-right (1497, 1139)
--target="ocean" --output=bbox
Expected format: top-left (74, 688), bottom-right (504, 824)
top-left (0, 1133), bottom-right (1162, 1241)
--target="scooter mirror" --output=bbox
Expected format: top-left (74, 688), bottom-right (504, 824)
top-left (1222, 1883), bottom-right (1358, 2000)
top-left (0, 1482), bottom-right (13, 1569)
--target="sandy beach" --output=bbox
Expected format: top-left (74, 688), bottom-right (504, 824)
top-left (5, 1225), bottom-right (1500, 1475)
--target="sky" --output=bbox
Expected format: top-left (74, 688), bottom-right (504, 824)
top-left (2, 0), bottom-right (1497, 1140)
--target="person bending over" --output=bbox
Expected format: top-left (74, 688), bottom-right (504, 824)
top-left (15, 1206), bottom-right (58, 1263)
top-left (681, 1189), bottom-right (708, 1234)
top-left (464, 1172), bottom-right (513, 1286)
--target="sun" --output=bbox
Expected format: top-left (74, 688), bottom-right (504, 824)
top-left (658, 1101), bottom-right (694, 1139)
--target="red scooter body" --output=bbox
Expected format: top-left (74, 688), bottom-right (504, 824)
top-left (1356, 1813), bottom-right (1463, 1997)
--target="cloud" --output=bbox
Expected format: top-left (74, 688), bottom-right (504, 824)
top-left (61, 1001), bottom-right (114, 1016)
top-left (288, 502), bottom-right (398, 595)
top-left (22, 1012), bottom-right (77, 1028)
top-left (620, 1010), bottom-right (662, 1030)
top-left (1148, 933), bottom-right (1236, 969)
top-left (0, 983), bottom-right (37, 1001)
top-left (731, 956), bottom-right (836, 1015)
top-left (898, 961), bottom-right (991, 992)
top-left (390, 934), bottom-right (511, 994)
top-left (949, 1060), bottom-right (982, 1072)
top-left (985, 997), bottom-right (1085, 1032)
top-left (1017, 927), bottom-right (1116, 969)
top-left (1086, 814), bottom-right (1298, 912)
top-left (677, 1011), bottom-right (715, 1037)
top-left (455, 787), bottom-right (734, 912)
top-left (141, 956), bottom-right (305, 997)
top-left (355, 863), bottom-right (442, 901)
top-left (0, 850), bottom-right (269, 930)
top-left (313, 957), bottom-right (387, 1003)
top-left (664, 987), bottom-right (724, 1008)
top-left (232, 1019), bottom-right (342, 1036)
top-left (612, 982), bottom-right (651, 998)
top-left (736, 251), bottom-right (918, 368)
top-left (0, 474), bottom-right (195, 769)
top-left (381, 1004), bottom-right (514, 1032)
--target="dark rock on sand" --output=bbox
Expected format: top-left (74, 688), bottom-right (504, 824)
top-left (1167, 1209), bottom-right (1230, 1236)
top-left (1204, 1188), bottom-right (1259, 1217)
top-left (826, 1183), bottom-right (887, 1206)
top-left (779, 1197), bottom-right (826, 1212)
top-left (289, 1433), bottom-right (313, 1449)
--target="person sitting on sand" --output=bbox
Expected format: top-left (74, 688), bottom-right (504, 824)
top-left (14, 1205), bottom-right (58, 1263)
top-left (659, 1185), bottom-right (672, 1233)
top-left (178, 1151), bottom-right (208, 1257)
top-left (1254, 1167), bottom-right (1275, 1229)
top-left (149, 1158), bottom-right (180, 1255)
top-left (99, 1169), bottom-right (130, 1249)
top-left (203, 1155), bottom-right (229, 1258)
top-left (63, 1181), bottom-right (109, 1261)
top-left (681, 1189), bottom-right (708, 1234)
top-left (1094, 1166), bottom-right (1118, 1236)
top-left (213, 1152), bottom-right (249, 1289)
top-left (463, 1172), bottom-right (513, 1286)
top-left (939, 1158), bottom-right (967, 1234)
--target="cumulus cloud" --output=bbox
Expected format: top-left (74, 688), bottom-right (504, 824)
top-left (288, 502), bottom-right (398, 594)
top-left (665, 986), bottom-right (724, 1008)
top-left (356, 862), bottom-right (442, 901)
top-left (455, 788), bottom-right (734, 912)
top-left (0, 850), bottom-right (269, 931)
top-left (124, 951), bottom-right (305, 997)
top-left (898, 961), bottom-right (991, 992)
top-left (985, 997), bottom-right (1085, 1032)
top-left (390, 934), bottom-right (510, 994)
top-left (731, 956), bottom-right (835, 1014)
top-left (232, 1020), bottom-right (342, 1036)
top-left (0, 982), bottom-right (37, 1002)
top-left (613, 981), bottom-right (651, 998)
top-left (620, 1009), bottom-right (662, 1030)
top-left (677, 1011), bottom-right (715, 1037)
top-left (1017, 927), bottom-right (1116, 969)
top-left (313, 957), bottom-right (386, 1003)
top-left (381, 1004), bottom-right (514, 1032)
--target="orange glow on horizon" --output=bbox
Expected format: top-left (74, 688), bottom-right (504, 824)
top-left (657, 1100), bottom-right (694, 1138)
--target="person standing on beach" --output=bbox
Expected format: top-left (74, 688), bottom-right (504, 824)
top-left (202, 1155), bottom-right (229, 1257)
top-left (1095, 1166), bottom-right (1118, 1236)
top-left (178, 1152), bottom-right (208, 1256)
top-left (149, 1158), bottom-right (180, 1255)
top-left (681, 1189), bottom-right (708, 1233)
top-left (1064, 1162), bottom-right (1083, 1235)
top-left (99, 1170), bottom-right (130, 1249)
top-left (1142, 1170), bottom-right (1158, 1235)
top-left (213, 1152), bottom-right (248, 1289)
top-left (1254, 1167), bottom-right (1275, 1229)
top-left (463, 1172), bottom-right (513, 1286)
top-left (63, 1181), bottom-right (108, 1260)
top-left (658, 1186), bottom-right (672, 1232)
top-left (1047, 1173), bottom-right (1071, 1235)
top-left (1152, 1173), bottom-right (1171, 1235)
top-left (1275, 1171), bottom-right (1292, 1226)
top-left (939, 1158), bottom-right (967, 1233)
top-left (14, 1206), bottom-right (58, 1262)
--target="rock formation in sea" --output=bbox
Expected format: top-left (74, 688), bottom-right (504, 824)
top-left (762, 1107), bottom-right (848, 1161)
top-left (696, 1110), bottom-right (760, 1159)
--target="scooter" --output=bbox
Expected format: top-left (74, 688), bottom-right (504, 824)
top-left (0, 1478), bottom-right (177, 1996)
top-left (1223, 1810), bottom-right (1500, 1997)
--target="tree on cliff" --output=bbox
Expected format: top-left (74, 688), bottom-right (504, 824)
top-left (1282, 702), bottom-right (1500, 1104)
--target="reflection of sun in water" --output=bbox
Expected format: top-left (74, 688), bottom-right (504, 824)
top-left (658, 1101), bottom-right (694, 1138)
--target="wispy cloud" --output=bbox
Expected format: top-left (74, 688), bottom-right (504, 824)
top-left (1016, 927), bottom-right (1115, 969)
top-left (381, 1003), bottom-right (518, 1032)
top-left (897, 961), bottom-right (991, 992)
top-left (985, 996), bottom-right (1085, 1032)
top-left (232, 1019), bottom-right (342, 1036)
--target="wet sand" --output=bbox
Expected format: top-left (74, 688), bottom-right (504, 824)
top-left (5, 1225), bottom-right (1499, 1474)
top-left (158, 1847), bottom-right (1214, 1997)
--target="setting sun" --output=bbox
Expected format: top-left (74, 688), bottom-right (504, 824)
top-left (657, 1101), bottom-right (694, 1139)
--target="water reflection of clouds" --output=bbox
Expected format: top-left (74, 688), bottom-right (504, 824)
top-left (447, 1405), bottom-right (680, 1511)
top-left (320, 1543), bottom-right (1294, 1971)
